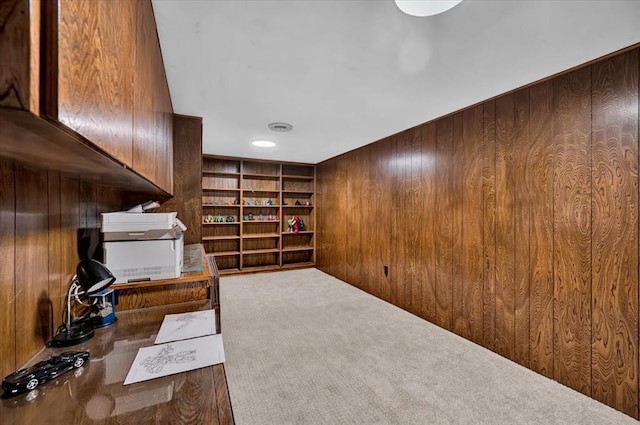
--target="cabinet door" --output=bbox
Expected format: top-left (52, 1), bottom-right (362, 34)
top-left (56, 0), bottom-right (134, 167)
top-left (133, 0), bottom-right (173, 193)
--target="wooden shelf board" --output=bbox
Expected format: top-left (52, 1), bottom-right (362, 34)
top-left (282, 231), bottom-right (314, 235)
top-left (203, 222), bottom-right (240, 225)
top-left (282, 174), bottom-right (314, 180)
top-left (203, 187), bottom-right (240, 192)
top-left (211, 250), bottom-right (241, 256)
top-left (219, 268), bottom-right (243, 275)
top-left (203, 235), bottom-right (240, 241)
top-left (243, 220), bottom-right (280, 223)
top-left (203, 171), bottom-right (240, 176)
top-left (282, 205), bottom-right (313, 208)
top-left (241, 265), bottom-right (281, 273)
top-left (242, 173), bottom-right (279, 179)
top-left (243, 204), bottom-right (279, 208)
top-left (243, 248), bottom-right (280, 255)
top-left (243, 233), bottom-right (280, 239)
top-left (282, 190), bottom-right (314, 194)
top-left (282, 247), bottom-right (314, 252)
top-left (281, 262), bottom-right (314, 269)
top-left (242, 189), bottom-right (280, 194)
top-left (202, 204), bottom-right (240, 208)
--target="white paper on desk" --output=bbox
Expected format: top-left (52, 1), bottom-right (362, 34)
top-left (154, 309), bottom-right (216, 344)
top-left (124, 334), bottom-right (225, 385)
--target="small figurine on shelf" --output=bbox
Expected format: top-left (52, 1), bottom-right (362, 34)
top-left (295, 200), bottom-right (302, 206)
top-left (268, 213), bottom-right (274, 220)
top-left (226, 215), bottom-right (235, 222)
top-left (299, 218), bottom-right (305, 231)
top-left (305, 200), bottom-right (311, 206)
top-left (258, 212), bottom-right (264, 220)
top-left (242, 199), bottom-right (246, 205)
top-left (204, 214), bottom-right (214, 224)
top-left (233, 198), bottom-right (240, 205)
top-left (267, 199), bottom-right (273, 205)
top-left (214, 215), bottom-right (225, 223)
top-left (247, 199), bottom-right (254, 206)
top-left (248, 212), bottom-right (254, 221)
top-left (288, 215), bottom-right (301, 233)
top-left (255, 200), bottom-right (262, 206)
top-left (242, 214), bottom-right (248, 221)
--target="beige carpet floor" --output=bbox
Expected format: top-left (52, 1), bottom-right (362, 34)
top-left (221, 268), bottom-right (637, 425)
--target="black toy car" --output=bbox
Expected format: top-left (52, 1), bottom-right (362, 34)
top-left (2, 351), bottom-right (89, 397)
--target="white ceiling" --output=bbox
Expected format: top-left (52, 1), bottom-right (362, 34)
top-left (152, 0), bottom-right (640, 164)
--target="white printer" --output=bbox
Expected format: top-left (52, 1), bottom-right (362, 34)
top-left (101, 212), bottom-right (184, 284)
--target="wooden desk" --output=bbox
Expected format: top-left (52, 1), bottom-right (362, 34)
top-left (112, 244), bottom-right (218, 314)
top-left (1, 301), bottom-right (234, 425)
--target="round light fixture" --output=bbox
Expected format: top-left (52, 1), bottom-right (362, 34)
top-left (252, 140), bottom-right (277, 148)
top-left (395, 0), bottom-right (463, 17)
top-left (268, 122), bottom-right (293, 132)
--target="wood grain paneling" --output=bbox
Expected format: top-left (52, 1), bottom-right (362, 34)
top-left (435, 116), bottom-right (453, 331)
top-left (528, 81), bottom-right (555, 378)
top-left (483, 100), bottom-right (497, 351)
top-left (514, 89), bottom-right (531, 367)
top-left (316, 44), bottom-right (640, 420)
top-left (495, 93), bottom-right (516, 361)
top-left (57, 0), bottom-right (134, 166)
top-left (451, 113), bottom-right (464, 335)
top-left (0, 160), bottom-right (16, 377)
top-left (420, 122), bottom-right (437, 323)
top-left (346, 145), bottom-right (365, 291)
top-left (591, 49), bottom-right (638, 417)
top-left (0, 0), bottom-right (30, 110)
top-left (553, 66), bottom-right (592, 396)
top-left (15, 166), bottom-right (49, 364)
top-left (461, 105), bottom-right (485, 344)
top-left (133, 0), bottom-right (157, 186)
top-left (373, 139), bottom-right (392, 303)
top-left (157, 115), bottom-right (203, 245)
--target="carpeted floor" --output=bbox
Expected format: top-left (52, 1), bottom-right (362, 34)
top-left (221, 268), bottom-right (637, 425)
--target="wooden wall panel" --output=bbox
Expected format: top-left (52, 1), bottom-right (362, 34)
top-left (553, 66), bottom-right (592, 396)
top-left (372, 139), bottom-right (392, 303)
top-left (451, 113), bottom-right (464, 335)
top-left (419, 123), bottom-right (437, 323)
top-left (482, 100), bottom-right (497, 351)
top-left (514, 89), bottom-right (531, 367)
top-left (0, 160), bottom-right (16, 377)
top-left (461, 106), bottom-right (485, 344)
top-left (591, 49), bottom-right (638, 417)
top-left (157, 115), bottom-right (203, 245)
top-left (528, 81), bottom-right (555, 378)
top-left (346, 145), bottom-right (366, 291)
top-left (408, 127), bottom-right (423, 317)
top-left (315, 44), bottom-right (640, 420)
top-left (435, 117), bottom-right (453, 330)
top-left (494, 93), bottom-right (516, 361)
top-left (15, 166), bottom-right (49, 363)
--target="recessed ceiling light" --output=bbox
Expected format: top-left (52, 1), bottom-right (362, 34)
top-left (252, 140), bottom-right (277, 148)
top-left (395, 0), bottom-right (463, 17)
top-left (268, 122), bottom-right (293, 132)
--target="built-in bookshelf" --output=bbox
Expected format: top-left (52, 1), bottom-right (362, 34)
top-left (202, 156), bottom-right (315, 274)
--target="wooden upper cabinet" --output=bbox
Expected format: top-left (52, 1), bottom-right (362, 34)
top-left (133, 0), bottom-right (174, 193)
top-left (56, 0), bottom-right (135, 167)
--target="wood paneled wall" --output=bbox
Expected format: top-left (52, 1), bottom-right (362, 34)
top-left (0, 158), bottom-right (145, 376)
top-left (316, 47), bottom-right (640, 418)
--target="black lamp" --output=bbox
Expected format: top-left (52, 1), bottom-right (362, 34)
top-left (51, 259), bottom-right (116, 347)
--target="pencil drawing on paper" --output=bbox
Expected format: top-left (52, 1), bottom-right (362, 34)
top-left (140, 344), bottom-right (196, 374)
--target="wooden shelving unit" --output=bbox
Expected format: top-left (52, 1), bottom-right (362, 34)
top-left (202, 156), bottom-right (315, 274)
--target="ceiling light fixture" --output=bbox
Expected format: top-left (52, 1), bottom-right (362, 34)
top-left (252, 140), bottom-right (277, 148)
top-left (395, 0), bottom-right (463, 17)
top-left (268, 122), bottom-right (293, 132)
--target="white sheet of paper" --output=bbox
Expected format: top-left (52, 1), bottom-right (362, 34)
top-left (154, 309), bottom-right (216, 344)
top-left (124, 334), bottom-right (225, 385)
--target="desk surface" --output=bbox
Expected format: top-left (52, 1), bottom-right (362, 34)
top-left (1, 301), bottom-right (234, 425)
